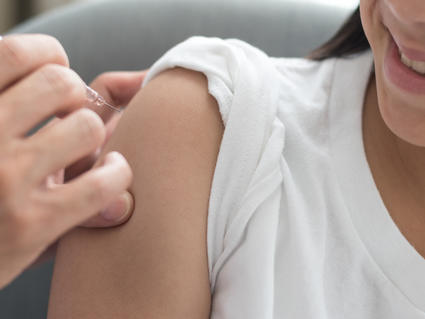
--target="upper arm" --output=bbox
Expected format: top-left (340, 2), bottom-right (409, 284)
top-left (47, 68), bottom-right (224, 319)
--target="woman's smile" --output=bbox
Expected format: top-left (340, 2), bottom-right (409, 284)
top-left (360, 0), bottom-right (425, 146)
top-left (384, 32), bottom-right (425, 94)
top-left (378, 0), bottom-right (425, 95)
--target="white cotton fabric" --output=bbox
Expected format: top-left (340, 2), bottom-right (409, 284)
top-left (142, 36), bottom-right (425, 318)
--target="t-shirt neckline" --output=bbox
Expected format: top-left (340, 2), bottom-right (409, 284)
top-left (329, 50), bottom-right (425, 312)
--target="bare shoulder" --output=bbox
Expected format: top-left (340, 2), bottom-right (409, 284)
top-left (47, 67), bottom-right (224, 319)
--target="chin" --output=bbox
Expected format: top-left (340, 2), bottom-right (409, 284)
top-left (376, 81), bottom-right (425, 147)
top-left (375, 47), bottom-right (425, 147)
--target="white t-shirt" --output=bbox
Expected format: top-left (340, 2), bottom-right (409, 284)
top-left (142, 36), bottom-right (425, 318)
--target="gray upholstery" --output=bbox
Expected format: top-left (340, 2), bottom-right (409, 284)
top-left (0, 0), bottom-right (354, 318)
top-left (7, 0), bottom-right (353, 83)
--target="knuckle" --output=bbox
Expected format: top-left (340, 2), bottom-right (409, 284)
top-left (74, 109), bottom-right (106, 146)
top-left (39, 34), bottom-right (69, 67)
top-left (39, 64), bottom-right (86, 105)
top-left (0, 34), bottom-right (69, 72)
top-left (0, 36), bottom-right (29, 68)
top-left (83, 174), bottom-right (109, 206)
top-left (39, 64), bottom-right (69, 93)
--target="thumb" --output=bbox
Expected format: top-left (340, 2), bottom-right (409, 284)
top-left (87, 70), bottom-right (148, 124)
top-left (90, 70), bottom-right (148, 107)
top-left (80, 191), bottom-right (135, 228)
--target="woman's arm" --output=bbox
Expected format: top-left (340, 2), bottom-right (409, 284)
top-left (47, 67), bottom-right (224, 319)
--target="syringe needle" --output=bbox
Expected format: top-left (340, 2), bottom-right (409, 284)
top-left (85, 85), bottom-right (122, 113)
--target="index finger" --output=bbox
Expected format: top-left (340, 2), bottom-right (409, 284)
top-left (0, 34), bottom-right (69, 91)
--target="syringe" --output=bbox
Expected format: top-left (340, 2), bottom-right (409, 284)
top-left (85, 85), bottom-right (122, 113)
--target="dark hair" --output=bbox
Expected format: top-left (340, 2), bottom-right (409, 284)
top-left (308, 6), bottom-right (370, 60)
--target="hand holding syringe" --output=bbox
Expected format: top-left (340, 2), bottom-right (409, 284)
top-left (0, 33), bottom-right (148, 289)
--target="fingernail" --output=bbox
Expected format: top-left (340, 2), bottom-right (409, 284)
top-left (100, 192), bottom-right (133, 222)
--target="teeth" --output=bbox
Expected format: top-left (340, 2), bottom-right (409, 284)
top-left (399, 49), bottom-right (425, 75)
top-left (400, 52), bottom-right (412, 67)
top-left (412, 60), bottom-right (425, 74)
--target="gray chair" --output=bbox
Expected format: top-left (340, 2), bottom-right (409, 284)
top-left (1, 0), bottom-right (354, 317)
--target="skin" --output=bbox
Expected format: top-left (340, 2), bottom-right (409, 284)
top-left (31, 70), bottom-right (149, 268)
top-left (361, 0), bottom-right (425, 256)
top-left (47, 1), bottom-right (425, 316)
top-left (47, 68), bottom-right (222, 318)
top-left (0, 34), bottom-right (143, 289)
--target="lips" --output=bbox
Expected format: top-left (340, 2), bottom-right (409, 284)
top-left (392, 36), bottom-right (425, 62)
top-left (383, 34), bottom-right (425, 94)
